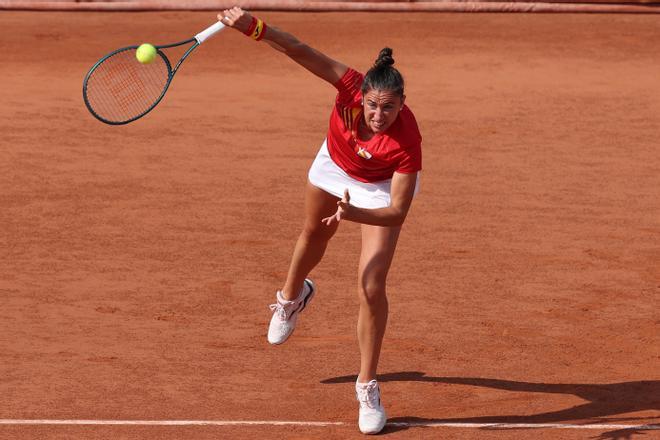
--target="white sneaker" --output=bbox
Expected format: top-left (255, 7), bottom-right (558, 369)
top-left (267, 279), bottom-right (315, 345)
top-left (356, 379), bottom-right (387, 434)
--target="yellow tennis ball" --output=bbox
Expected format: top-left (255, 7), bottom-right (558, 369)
top-left (136, 43), bottom-right (157, 64)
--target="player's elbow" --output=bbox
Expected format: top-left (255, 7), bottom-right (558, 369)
top-left (284, 41), bottom-right (308, 58)
top-left (388, 208), bottom-right (408, 226)
top-left (393, 215), bottom-right (407, 227)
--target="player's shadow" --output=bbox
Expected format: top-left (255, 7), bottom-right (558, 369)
top-left (321, 372), bottom-right (659, 438)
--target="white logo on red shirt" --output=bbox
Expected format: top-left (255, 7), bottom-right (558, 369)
top-left (357, 147), bottom-right (372, 159)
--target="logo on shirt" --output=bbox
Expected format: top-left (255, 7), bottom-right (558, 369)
top-left (357, 147), bottom-right (372, 159)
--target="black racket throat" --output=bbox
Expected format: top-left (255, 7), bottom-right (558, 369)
top-left (159, 38), bottom-right (199, 70)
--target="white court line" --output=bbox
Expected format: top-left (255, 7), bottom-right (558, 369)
top-left (0, 420), bottom-right (658, 430)
top-left (0, 420), bottom-right (341, 427)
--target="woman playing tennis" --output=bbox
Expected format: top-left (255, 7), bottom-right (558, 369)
top-left (220, 7), bottom-right (422, 435)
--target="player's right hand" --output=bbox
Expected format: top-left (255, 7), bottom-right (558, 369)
top-left (219, 7), bottom-right (253, 34)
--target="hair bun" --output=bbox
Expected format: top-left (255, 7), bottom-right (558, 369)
top-left (374, 47), bottom-right (394, 69)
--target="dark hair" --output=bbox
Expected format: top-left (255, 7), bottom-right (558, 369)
top-left (361, 47), bottom-right (404, 98)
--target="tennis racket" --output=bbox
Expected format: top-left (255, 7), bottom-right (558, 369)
top-left (83, 21), bottom-right (226, 125)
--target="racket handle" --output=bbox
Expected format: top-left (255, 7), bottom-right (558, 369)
top-left (195, 21), bottom-right (226, 44)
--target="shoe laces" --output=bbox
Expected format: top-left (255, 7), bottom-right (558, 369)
top-left (270, 287), bottom-right (306, 321)
top-left (269, 296), bottom-right (298, 321)
top-left (356, 380), bottom-right (380, 409)
top-left (269, 302), bottom-right (288, 320)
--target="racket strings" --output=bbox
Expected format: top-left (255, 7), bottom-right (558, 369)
top-left (85, 49), bottom-right (170, 123)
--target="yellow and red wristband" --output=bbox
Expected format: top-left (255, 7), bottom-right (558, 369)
top-left (243, 16), bottom-right (267, 41)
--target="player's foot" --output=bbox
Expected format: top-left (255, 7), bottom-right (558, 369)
top-left (356, 379), bottom-right (387, 434)
top-left (267, 279), bottom-right (316, 345)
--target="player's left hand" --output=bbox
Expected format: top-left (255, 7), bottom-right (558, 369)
top-left (322, 189), bottom-right (351, 226)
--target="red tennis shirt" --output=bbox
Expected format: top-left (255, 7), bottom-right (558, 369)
top-left (326, 68), bottom-right (422, 183)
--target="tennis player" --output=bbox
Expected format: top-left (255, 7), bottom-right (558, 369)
top-left (220, 7), bottom-right (422, 435)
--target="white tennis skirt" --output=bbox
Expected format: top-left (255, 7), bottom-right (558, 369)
top-left (308, 139), bottom-right (420, 209)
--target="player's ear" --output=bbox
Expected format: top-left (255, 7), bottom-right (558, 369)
top-left (400, 94), bottom-right (406, 110)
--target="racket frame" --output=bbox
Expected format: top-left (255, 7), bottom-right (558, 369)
top-left (83, 21), bottom-right (225, 125)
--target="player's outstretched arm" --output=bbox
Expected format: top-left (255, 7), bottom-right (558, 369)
top-left (220, 7), bottom-right (348, 85)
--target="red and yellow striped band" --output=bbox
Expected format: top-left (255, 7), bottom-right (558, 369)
top-left (243, 16), bottom-right (258, 36)
top-left (251, 19), bottom-right (267, 41)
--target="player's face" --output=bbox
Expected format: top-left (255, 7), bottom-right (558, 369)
top-left (362, 88), bottom-right (405, 134)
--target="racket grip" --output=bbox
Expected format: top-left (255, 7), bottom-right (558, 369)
top-left (195, 21), bottom-right (226, 44)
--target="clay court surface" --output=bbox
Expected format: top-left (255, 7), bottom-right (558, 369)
top-left (1, 10), bottom-right (659, 439)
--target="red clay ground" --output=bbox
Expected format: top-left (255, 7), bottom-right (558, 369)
top-left (1, 10), bottom-right (659, 440)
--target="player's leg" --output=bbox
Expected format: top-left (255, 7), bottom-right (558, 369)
top-left (268, 182), bottom-right (340, 345)
top-left (281, 181), bottom-right (340, 300)
top-left (357, 223), bottom-right (401, 380)
top-left (354, 223), bottom-right (401, 434)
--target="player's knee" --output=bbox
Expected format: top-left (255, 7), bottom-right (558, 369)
top-left (358, 278), bottom-right (387, 308)
top-left (301, 220), bottom-right (334, 243)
